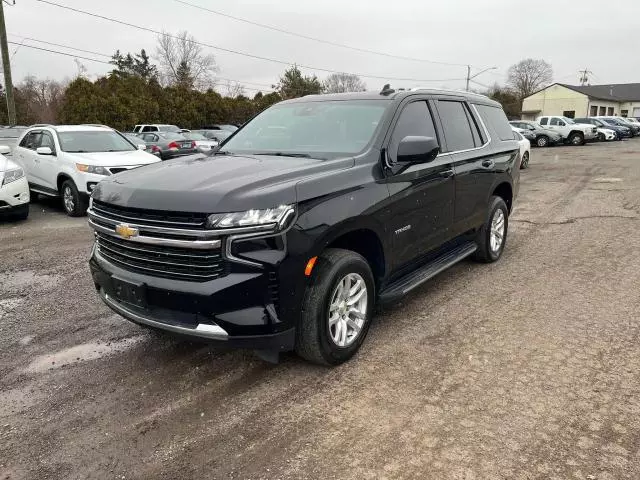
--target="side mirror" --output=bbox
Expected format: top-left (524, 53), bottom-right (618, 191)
top-left (397, 136), bottom-right (439, 164)
top-left (137, 144), bottom-right (146, 150)
top-left (36, 146), bottom-right (54, 155)
top-left (0, 145), bottom-right (10, 155)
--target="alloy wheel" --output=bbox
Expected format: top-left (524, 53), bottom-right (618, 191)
top-left (490, 209), bottom-right (505, 254)
top-left (63, 186), bottom-right (75, 213)
top-left (328, 273), bottom-right (368, 348)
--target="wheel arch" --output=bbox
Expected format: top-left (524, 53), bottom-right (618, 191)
top-left (491, 181), bottom-right (513, 213)
top-left (56, 173), bottom-right (74, 194)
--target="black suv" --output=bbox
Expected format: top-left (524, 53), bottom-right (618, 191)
top-left (88, 88), bottom-right (520, 365)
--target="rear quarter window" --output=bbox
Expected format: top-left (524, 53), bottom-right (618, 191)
top-left (475, 104), bottom-right (513, 142)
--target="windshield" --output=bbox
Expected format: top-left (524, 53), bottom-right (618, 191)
top-left (158, 125), bottom-right (181, 133)
top-left (223, 100), bottom-right (389, 158)
top-left (184, 132), bottom-right (207, 140)
top-left (58, 131), bottom-right (136, 153)
top-left (562, 117), bottom-right (575, 124)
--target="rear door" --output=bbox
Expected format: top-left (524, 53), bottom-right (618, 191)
top-left (384, 98), bottom-right (455, 268)
top-left (434, 98), bottom-right (491, 234)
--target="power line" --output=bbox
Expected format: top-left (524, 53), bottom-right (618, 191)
top-left (8, 41), bottom-right (110, 64)
top-left (8, 37), bottom-right (274, 91)
top-left (172, 0), bottom-right (471, 68)
top-left (10, 34), bottom-right (112, 58)
top-left (32, 0), bottom-right (465, 84)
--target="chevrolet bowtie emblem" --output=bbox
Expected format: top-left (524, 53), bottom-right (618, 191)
top-left (115, 223), bottom-right (139, 239)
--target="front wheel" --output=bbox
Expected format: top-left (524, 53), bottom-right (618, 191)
top-left (520, 151), bottom-right (530, 169)
top-left (61, 180), bottom-right (88, 217)
top-left (568, 132), bottom-right (585, 146)
top-left (597, 132), bottom-right (605, 142)
top-left (536, 135), bottom-right (549, 147)
top-left (473, 196), bottom-right (508, 263)
top-left (296, 248), bottom-right (375, 365)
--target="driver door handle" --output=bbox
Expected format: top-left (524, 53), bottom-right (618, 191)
top-left (482, 160), bottom-right (495, 168)
top-left (439, 169), bottom-right (454, 178)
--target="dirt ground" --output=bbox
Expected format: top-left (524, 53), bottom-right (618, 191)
top-left (1, 140), bottom-right (640, 480)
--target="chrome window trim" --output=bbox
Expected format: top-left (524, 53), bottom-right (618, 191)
top-left (438, 103), bottom-right (492, 156)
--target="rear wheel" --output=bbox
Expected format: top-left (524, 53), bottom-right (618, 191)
top-left (520, 151), bottom-right (530, 169)
top-left (536, 135), bottom-right (549, 147)
top-left (61, 180), bottom-right (88, 217)
top-left (568, 132), bottom-right (585, 146)
top-left (597, 132), bottom-right (605, 142)
top-left (473, 196), bottom-right (508, 263)
top-left (296, 248), bottom-right (375, 365)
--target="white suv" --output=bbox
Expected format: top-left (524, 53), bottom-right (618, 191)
top-left (14, 125), bottom-right (160, 216)
top-left (536, 116), bottom-right (598, 145)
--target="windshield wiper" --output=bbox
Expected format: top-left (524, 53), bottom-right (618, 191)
top-left (66, 150), bottom-right (88, 153)
top-left (211, 150), bottom-right (234, 156)
top-left (253, 152), bottom-right (314, 158)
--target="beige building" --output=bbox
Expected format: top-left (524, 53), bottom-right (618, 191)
top-left (521, 83), bottom-right (640, 120)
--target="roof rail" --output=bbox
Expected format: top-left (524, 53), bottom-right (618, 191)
top-left (81, 124), bottom-right (112, 128)
top-left (409, 87), bottom-right (490, 99)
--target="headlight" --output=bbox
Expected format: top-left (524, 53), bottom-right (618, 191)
top-left (207, 205), bottom-right (295, 229)
top-left (76, 164), bottom-right (111, 176)
top-left (2, 167), bottom-right (24, 186)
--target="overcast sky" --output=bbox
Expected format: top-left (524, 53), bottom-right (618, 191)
top-left (5, 0), bottom-right (640, 94)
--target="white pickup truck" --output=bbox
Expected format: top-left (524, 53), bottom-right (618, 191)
top-left (536, 116), bottom-right (598, 145)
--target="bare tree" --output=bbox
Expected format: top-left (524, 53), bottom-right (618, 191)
top-left (225, 80), bottom-right (245, 98)
top-left (323, 73), bottom-right (366, 93)
top-left (507, 59), bottom-right (553, 100)
top-left (19, 76), bottom-right (67, 123)
top-left (156, 31), bottom-right (217, 90)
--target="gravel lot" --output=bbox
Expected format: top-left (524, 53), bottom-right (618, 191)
top-left (2, 140), bottom-right (640, 480)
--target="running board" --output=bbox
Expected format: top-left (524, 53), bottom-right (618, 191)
top-left (379, 242), bottom-right (477, 304)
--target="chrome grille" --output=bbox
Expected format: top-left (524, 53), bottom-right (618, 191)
top-left (92, 199), bottom-right (207, 229)
top-left (95, 232), bottom-right (225, 282)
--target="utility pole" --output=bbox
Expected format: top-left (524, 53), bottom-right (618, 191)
top-left (0, 0), bottom-right (16, 125)
top-left (466, 65), bottom-right (471, 91)
top-left (578, 68), bottom-right (592, 86)
top-left (466, 65), bottom-right (497, 91)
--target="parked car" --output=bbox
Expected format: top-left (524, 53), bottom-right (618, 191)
top-left (132, 124), bottom-right (181, 134)
top-left (14, 125), bottom-right (160, 216)
top-left (182, 132), bottom-right (218, 153)
top-left (88, 88), bottom-right (520, 365)
top-left (509, 120), bottom-right (562, 147)
top-left (0, 145), bottom-right (29, 220)
top-left (536, 116), bottom-right (598, 145)
top-left (511, 126), bottom-right (535, 143)
top-left (573, 117), bottom-right (630, 140)
top-left (122, 132), bottom-right (148, 150)
top-left (137, 131), bottom-right (198, 160)
top-left (194, 129), bottom-right (233, 143)
top-left (512, 129), bottom-right (530, 169)
top-left (597, 117), bottom-right (640, 137)
top-left (202, 124), bottom-right (238, 132)
top-left (624, 117), bottom-right (640, 125)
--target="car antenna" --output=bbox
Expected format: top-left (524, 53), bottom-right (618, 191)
top-left (380, 84), bottom-right (395, 96)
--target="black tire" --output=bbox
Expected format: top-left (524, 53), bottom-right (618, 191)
top-left (296, 248), bottom-right (375, 366)
top-left (61, 179), bottom-right (88, 217)
top-left (473, 196), bottom-right (508, 264)
top-left (597, 132), bottom-right (605, 142)
top-left (568, 132), bottom-right (585, 146)
top-left (536, 135), bottom-right (549, 147)
top-left (520, 151), bottom-right (529, 169)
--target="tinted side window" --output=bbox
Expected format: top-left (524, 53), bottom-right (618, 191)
top-left (437, 101), bottom-right (475, 152)
top-left (389, 101), bottom-right (437, 162)
top-left (539, 118), bottom-right (548, 126)
top-left (40, 132), bottom-right (55, 150)
top-left (20, 132), bottom-right (42, 150)
top-left (475, 104), bottom-right (513, 141)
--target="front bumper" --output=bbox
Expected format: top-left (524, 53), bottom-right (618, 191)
top-left (89, 247), bottom-right (296, 351)
top-left (0, 176), bottom-right (29, 207)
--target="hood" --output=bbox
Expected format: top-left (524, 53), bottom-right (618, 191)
top-left (0, 154), bottom-right (21, 173)
top-left (64, 149), bottom-right (159, 167)
top-left (92, 153), bottom-right (354, 213)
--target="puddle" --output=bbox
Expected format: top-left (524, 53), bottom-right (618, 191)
top-left (594, 177), bottom-right (623, 183)
top-left (0, 270), bottom-right (62, 292)
top-left (23, 336), bottom-right (145, 374)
